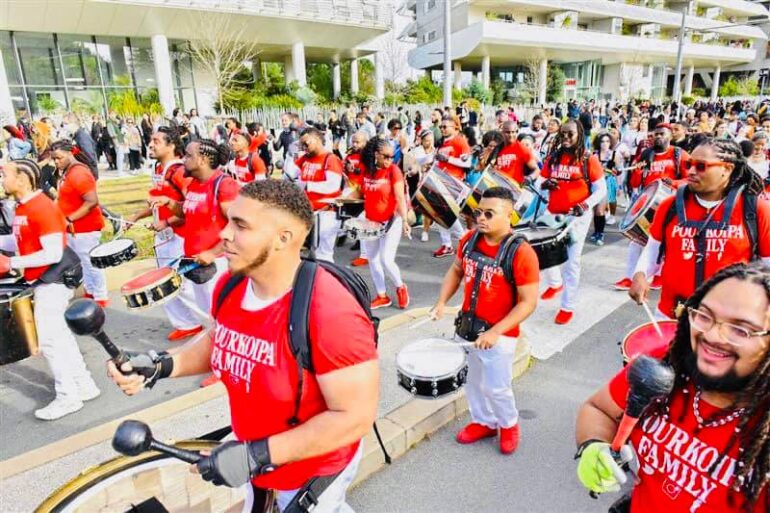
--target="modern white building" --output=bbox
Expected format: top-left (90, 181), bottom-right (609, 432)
top-left (0, 0), bottom-right (393, 122)
top-left (400, 0), bottom-right (769, 103)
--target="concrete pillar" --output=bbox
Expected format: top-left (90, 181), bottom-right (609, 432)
top-left (684, 65), bottom-right (694, 96)
top-left (481, 55), bottom-right (490, 89)
top-left (251, 58), bottom-right (261, 83)
top-left (150, 35), bottom-right (175, 118)
top-left (291, 41), bottom-right (306, 87)
top-left (332, 61), bottom-right (341, 99)
top-left (350, 59), bottom-right (359, 94)
top-left (0, 46), bottom-right (16, 124)
top-left (711, 65), bottom-right (721, 101)
top-left (538, 58), bottom-right (548, 106)
top-left (374, 52), bottom-right (385, 99)
top-left (453, 61), bottom-right (462, 89)
top-left (284, 54), bottom-right (295, 84)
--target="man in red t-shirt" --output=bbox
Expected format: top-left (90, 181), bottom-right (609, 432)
top-left (344, 131), bottom-right (370, 267)
top-left (51, 140), bottom-right (109, 306)
top-left (295, 127), bottom-right (344, 263)
top-left (433, 115), bottom-right (471, 258)
top-left (227, 132), bottom-right (267, 184)
top-left (539, 120), bottom-right (607, 325)
top-left (108, 180), bottom-right (378, 511)
top-left (630, 139), bottom-right (770, 319)
top-left (124, 127), bottom-right (202, 341)
top-left (576, 263), bottom-right (769, 512)
top-left (0, 160), bottom-right (100, 420)
top-left (431, 187), bottom-right (539, 455)
top-left (496, 121), bottom-right (539, 184)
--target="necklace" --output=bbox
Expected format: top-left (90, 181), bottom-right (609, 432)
top-left (692, 389), bottom-right (746, 429)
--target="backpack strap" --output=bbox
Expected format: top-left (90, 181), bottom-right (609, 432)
top-left (742, 192), bottom-right (759, 260)
top-left (499, 234), bottom-right (526, 286)
top-left (211, 173), bottom-right (227, 219)
top-left (212, 274), bottom-right (246, 318)
top-left (673, 146), bottom-right (682, 180)
top-left (287, 260), bottom-right (319, 426)
top-left (656, 186), bottom-right (685, 264)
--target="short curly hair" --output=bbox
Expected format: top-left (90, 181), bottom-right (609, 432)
top-left (239, 180), bottom-right (314, 231)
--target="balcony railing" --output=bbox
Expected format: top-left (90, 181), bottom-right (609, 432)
top-left (95, 0), bottom-right (393, 28)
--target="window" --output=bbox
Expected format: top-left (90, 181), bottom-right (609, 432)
top-left (424, 0), bottom-right (436, 13)
top-left (57, 34), bottom-right (102, 87)
top-left (13, 32), bottom-right (63, 86)
top-left (94, 36), bottom-right (132, 87)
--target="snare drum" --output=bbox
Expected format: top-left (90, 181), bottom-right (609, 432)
top-left (0, 289), bottom-right (39, 365)
top-left (343, 218), bottom-right (386, 241)
top-left (412, 167), bottom-right (470, 229)
top-left (619, 181), bottom-right (674, 246)
top-left (396, 338), bottom-right (468, 399)
top-left (121, 267), bottom-right (182, 310)
top-left (335, 198), bottom-right (365, 220)
top-left (515, 225), bottom-right (572, 270)
top-left (462, 169), bottom-right (531, 226)
top-left (89, 238), bottom-right (138, 269)
top-left (621, 321), bottom-right (677, 364)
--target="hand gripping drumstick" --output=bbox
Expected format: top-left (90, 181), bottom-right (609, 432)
top-left (64, 298), bottom-right (130, 367)
top-left (113, 420), bottom-right (201, 463)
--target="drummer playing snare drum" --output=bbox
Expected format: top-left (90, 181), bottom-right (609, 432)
top-left (430, 186), bottom-right (539, 455)
top-left (0, 160), bottom-right (101, 420)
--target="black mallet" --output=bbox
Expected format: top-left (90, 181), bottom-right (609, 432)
top-left (113, 420), bottom-right (201, 463)
top-left (64, 298), bottom-right (130, 367)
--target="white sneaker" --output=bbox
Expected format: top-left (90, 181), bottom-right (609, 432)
top-left (606, 215), bottom-right (617, 226)
top-left (35, 397), bottom-right (84, 420)
top-left (421, 231), bottom-right (429, 242)
top-left (77, 381), bottom-right (101, 402)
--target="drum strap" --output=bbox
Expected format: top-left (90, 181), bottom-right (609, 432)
top-left (462, 231), bottom-right (525, 312)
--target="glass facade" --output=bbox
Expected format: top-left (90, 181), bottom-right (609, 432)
top-left (1, 30), bottom-right (199, 117)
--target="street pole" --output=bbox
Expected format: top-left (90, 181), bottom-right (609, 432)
top-left (442, 0), bottom-right (452, 108)
top-left (672, 10), bottom-right (686, 120)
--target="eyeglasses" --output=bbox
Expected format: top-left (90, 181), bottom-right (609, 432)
top-left (683, 159), bottom-right (732, 172)
top-left (379, 153), bottom-right (395, 160)
top-left (560, 131), bottom-right (577, 137)
top-left (687, 307), bottom-right (770, 347)
top-left (472, 209), bottom-right (497, 220)
top-left (440, 124), bottom-right (453, 130)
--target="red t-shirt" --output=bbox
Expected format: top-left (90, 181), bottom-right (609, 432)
top-left (210, 269), bottom-right (377, 490)
top-left (608, 360), bottom-right (767, 513)
top-left (344, 152), bottom-right (365, 190)
top-left (541, 153), bottom-right (603, 214)
top-left (296, 152), bottom-right (344, 211)
top-left (437, 135), bottom-right (471, 181)
top-left (496, 141), bottom-right (535, 184)
top-left (363, 164), bottom-right (404, 224)
top-left (248, 132), bottom-right (267, 153)
top-left (149, 161), bottom-right (190, 236)
top-left (181, 170), bottom-right (240, 256)
top-left (12, 191), bottom-right (67, 281)
top-left (650, 192), bottom-right (770, 318)
top-left (630, 146), bottom-right (689, 190)
top-left (57, 163), bottom-right (104, 233)
top-left (457, 231), bottom-right (540, 338)
top-left (227, 153), bottom-right (267, 183)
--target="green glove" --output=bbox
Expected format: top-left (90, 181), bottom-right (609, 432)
top-left (576, 441), bottom-right (634, 494)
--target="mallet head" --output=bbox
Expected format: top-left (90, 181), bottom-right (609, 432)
top-left (64, 298), bottom-right (106, 336)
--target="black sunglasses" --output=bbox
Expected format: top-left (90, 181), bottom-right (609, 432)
top-left (472, 209), bottom-right (497, 220)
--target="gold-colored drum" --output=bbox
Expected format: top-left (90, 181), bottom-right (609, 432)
top-left (1, 289), bottom-right (39, 365)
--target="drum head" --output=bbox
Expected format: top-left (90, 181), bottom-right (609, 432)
top-left (121, 267), bottom-right (176, 293)
top-left (396, 339), bottom-right (466, 379)
top-left (620, 181), bottom-right (668, 232)
top-left (90, 238), bottom-right (135, 257)
top-left (622, 321), bottom-right (678, 362)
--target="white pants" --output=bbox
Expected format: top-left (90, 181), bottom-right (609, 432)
top-left (185, 257), bottom-right (227, 316)
top-left (356, 212), bottom-right (368, 259)
top-left (315, 210), bottom-right (340, 263)
top-left (67, 231), bottom-right (108, 301)
top-left (155, 232), bottom-right (199, 330)
top-left (116, 146), bottom-right (126, 173)
top-left (624, 240), bottom-right (661, 280)
top-left (439, 219), bottom-right (465, 247)
top-left (363, 217), bottom-right (403, 296)
top-left (34, 283), bottom-right (96, 401)
top-left (459, 334), bottom-right (518, 429)
top-left (541, 213), bottom-right (592, 311)
top-left (242, 443), bottom-right (363, 513)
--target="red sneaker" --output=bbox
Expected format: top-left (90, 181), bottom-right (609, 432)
top-left (432, 245), bottom-right (454, 258)
top-left (540, 285), bottom-right (564, 300)
top-left (456, 423), bottom-right (497, 444)
top-left (614, 278), bottom-right (633, 291)
top-left (167, 326), bottom-right (204, 342)
top-left (396, 285), bottom-right (410, 309)
top-left (200, 374), bottom-right (220, 387)
top-left (499, 424), bottom-right (520, 454)
top-left (351, 257), bottom-right (369, 267)
top-left (95, 299), bottom-right (111, 308)
top-left (370, 295), bottom-right (392, 310)
top-left (650, 275), bottom-right (663, 290)
top-left (83, 293), bottom-right (94, 299)
top-left (554, 309), bottom-right (573, 325)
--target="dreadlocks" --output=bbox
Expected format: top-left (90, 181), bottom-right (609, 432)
top-left (194, 138), bottom-right (230, 169)
top-left (646, 262), bottom-right (770, 510)
top-left (694, 137), bottom-right (765, 195)
top-left (547, 119), bottom-right (587, 166)
top-left (361, 136), bottom-right (390, 178)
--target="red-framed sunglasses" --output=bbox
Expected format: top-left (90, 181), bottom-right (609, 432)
top-left (683, 159), bottom-right (732, 172)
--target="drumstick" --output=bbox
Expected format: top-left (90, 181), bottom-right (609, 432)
top-left (410, 317), bottom-right (432, 330)
top-left (642, 301), bottom-right (664, 338)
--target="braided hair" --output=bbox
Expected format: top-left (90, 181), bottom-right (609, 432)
top-left (361, 136), bottom-right (390, 178)
top-left (10, 159), bottom-right (41, 190)
top-left (645, 262), bottom-right (770, 510)
top-left (546, 119), bottom-right (586, 167)
top-left (694, 137), bottom-right (765, 195)
top-left (156, 127), bottom-right (184, 158)
top-left (194, 138), bottom-right (230, 169)
top-left (50, 139), bottom-right (98, 177)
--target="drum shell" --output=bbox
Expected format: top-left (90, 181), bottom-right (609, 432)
top-left (515, 227), bottom-right (570, 270)
top-left (462, 170), bottom-right (525, 226)
top-left (0, 291), bottom-right (38, 365)
top-left (412, 168), bottom-right (468, 229)
top-left (619, 182), bottom-right (674, 246)
top-left (397, 366), bottom-right (468, 399)
top-left (89, 240), bottom-right (138, 269)
top-left (336, 199), bottom-right (365, 220)
top-left (121, 272), bottom-right (182, 310)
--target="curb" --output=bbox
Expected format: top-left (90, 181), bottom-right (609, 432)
top-left (0, 307), bottom-right (533, 485)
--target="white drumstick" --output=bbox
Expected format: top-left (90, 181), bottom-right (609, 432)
top-left (410, 317), bottom-right (433, 330)
top-left (642, 301), bottom-right (663, 338)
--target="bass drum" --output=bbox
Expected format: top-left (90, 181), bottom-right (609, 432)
top-left (35, 440), bottom-right (247, 513)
